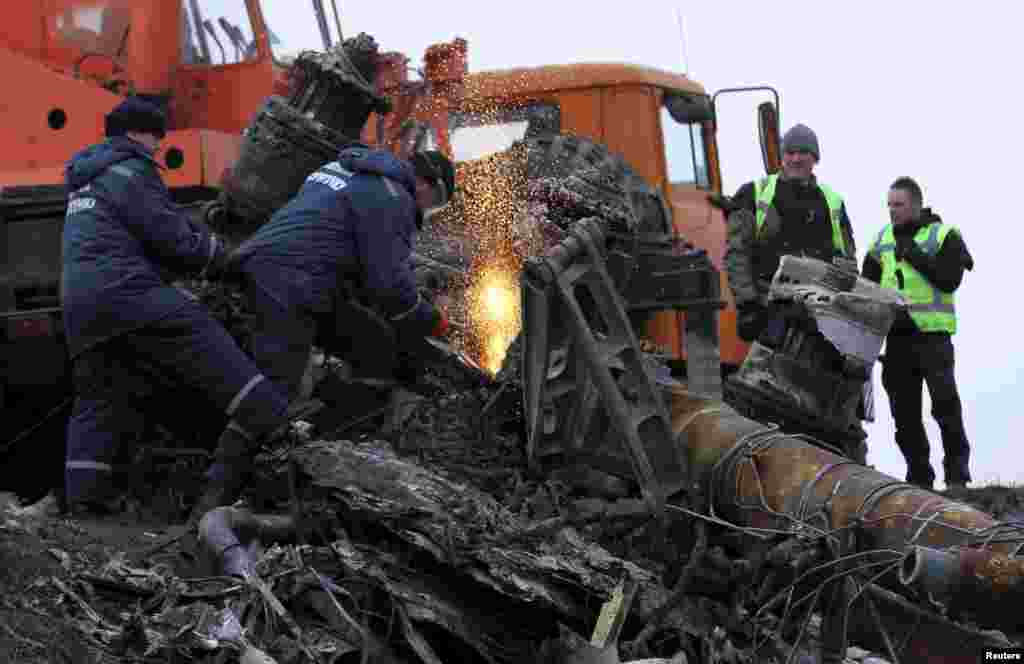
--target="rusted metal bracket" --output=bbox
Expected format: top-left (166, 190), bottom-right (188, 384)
top-left (520, 218), bottom-right (688, 514)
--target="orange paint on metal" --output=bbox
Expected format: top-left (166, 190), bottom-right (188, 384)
top-left (463, 62), bottom-right (706, 101)
top-left (1, 1), bottom-right (283, 188)
top-left (157, 129), bottom-right (242, 189)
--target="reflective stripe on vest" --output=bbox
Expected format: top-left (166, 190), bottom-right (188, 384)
top-left (870, 222), bottom-right (957, 333)
top-left (753, 173), bottom-right (848, 255)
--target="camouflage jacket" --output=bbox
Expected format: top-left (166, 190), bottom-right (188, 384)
top-left (724, 178), bottom-right (855, 308)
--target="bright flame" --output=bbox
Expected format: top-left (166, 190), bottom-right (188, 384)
top-left (467, 266), bottom-right (521, 375)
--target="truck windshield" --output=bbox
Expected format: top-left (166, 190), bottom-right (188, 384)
top-left (449, 103), bottom-right (560, 163)
top-left (181, 0), bottom-right (257, 65)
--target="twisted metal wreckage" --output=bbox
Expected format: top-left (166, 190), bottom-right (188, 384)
top-left (178, 211), bottom-right (1024, 664)
top-left (36, 37), bottom-right (1024, 664)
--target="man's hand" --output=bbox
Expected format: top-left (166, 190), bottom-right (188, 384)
top-left (204, 239), bottom-right (247, 285)
top-left (895, 236), bottom-right (916, 262)
top-left (221, 246), bottom-right (247, 283)
top-left (708, 193), bottom-right (737, 214)
top-left (736, 301), bottom-right (765, 342)
top-left (414, 265), bottom-right (446, 292)
top-left (774, 295), bottom-right (810, 321)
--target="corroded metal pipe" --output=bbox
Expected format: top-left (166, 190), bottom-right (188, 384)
top-left (198, 507), bottom-right (297, 578)
top-left (667, 386), bottom-right (1016, 555)
top-left (665, 385), bottom-right (1021, 661)
top-left (900, 545), bottom-right (1024, 633)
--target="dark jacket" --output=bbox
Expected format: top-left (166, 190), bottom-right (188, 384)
top-left (235, 146), bottom-right (438, 334)
top-left (861, 208), bottom-right (973, 336)
top-left (725, 175), bottom-right (856, 308)
top-left (62, 137), bottom-right (224, 359)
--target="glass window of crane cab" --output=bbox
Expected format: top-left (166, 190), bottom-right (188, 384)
top-left (54, 2), bottom-right (131, 56)
top-left (449, 103), bottom-right (561, 163)
top-left (661, 99), bottom-right (710, 189)
top-left (181, 0), bottom-right (257, 65)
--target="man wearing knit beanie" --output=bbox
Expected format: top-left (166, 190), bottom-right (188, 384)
top-left (61, 96), bottom-right (293, 521)
top-left (103, 96), bottom-right (168, 142)
top-left (721, 123), bottom-right (862, 459)
top-left (723, 122), bottom-right (856, 341)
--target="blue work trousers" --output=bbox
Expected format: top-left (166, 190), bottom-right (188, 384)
top-left (65, 299), bottom-right (289, 506)
top-left (242, 259), bottom-right (414, 401)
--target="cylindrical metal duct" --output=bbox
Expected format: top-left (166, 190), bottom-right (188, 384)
top-left (664, 385), bottom-right (1023, 661)
top-left (901, 545), bottom-right (1024, 633)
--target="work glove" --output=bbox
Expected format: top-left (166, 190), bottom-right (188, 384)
top-left (207, 243), bottom-right (248, 286)
top-left (708, 193), bottom-right (737, 214)
top-left (221, 247), bottom-right (247, 284)
top-left (894, 236), bottom-right (916, 262)
top-left (736, 301), bottom-right (766, 343)
top-left (414, 265), bottom-right (446, 292)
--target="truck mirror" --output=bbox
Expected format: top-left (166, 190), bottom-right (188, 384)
top-left (664, 92), bottom-right (713, 124)
top-left (711, 86), bottom-right (781, 186)
top-left (757, 101), bottom-right (781, 175)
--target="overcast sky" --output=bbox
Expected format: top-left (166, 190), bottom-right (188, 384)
top-left (254, 0), bottom-right (1022, 487)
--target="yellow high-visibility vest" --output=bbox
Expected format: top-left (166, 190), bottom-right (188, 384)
top-left (869, 222), bottom-right (957, 333)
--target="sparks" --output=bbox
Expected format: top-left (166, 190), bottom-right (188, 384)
top-left (467, 265), bottom-right (521, 375)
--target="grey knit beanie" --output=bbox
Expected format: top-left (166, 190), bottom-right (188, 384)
top-left (782, 124), bottom-right (820, 160)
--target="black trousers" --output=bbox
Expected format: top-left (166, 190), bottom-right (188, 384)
top-left (881, 333), bottom-right (970, 487)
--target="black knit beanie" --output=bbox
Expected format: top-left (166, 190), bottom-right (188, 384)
top-left (105, 96), bottom-right (167, 139)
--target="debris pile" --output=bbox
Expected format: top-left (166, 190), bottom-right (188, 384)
top-left (287, 32), bottom-right (392, 121)
top-left (217, 32), bottom-right (391, 239)
top-left (3, 418), bottom-right (916, 664)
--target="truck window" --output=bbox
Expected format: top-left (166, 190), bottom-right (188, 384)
top-left (449, 103), bottom-right (560, 162)
top-left (661, 99), bottom-right (709, 189)
top-left (182, 0), bottom-right (257, 65)
top-left (54, 1), bottom-right (131, 57)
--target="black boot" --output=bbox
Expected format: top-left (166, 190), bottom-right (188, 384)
top-left (187, 425), bottom-right (254, 526)
top-left (936, 414), bottom-right (971, 486)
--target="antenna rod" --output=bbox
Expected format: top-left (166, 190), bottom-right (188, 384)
top-left (330, 0), bottom-right (344, 42)
top-left (312, 0), bottom-right (332, 49)
top-left (675, 8), bottom-right (690, 74)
